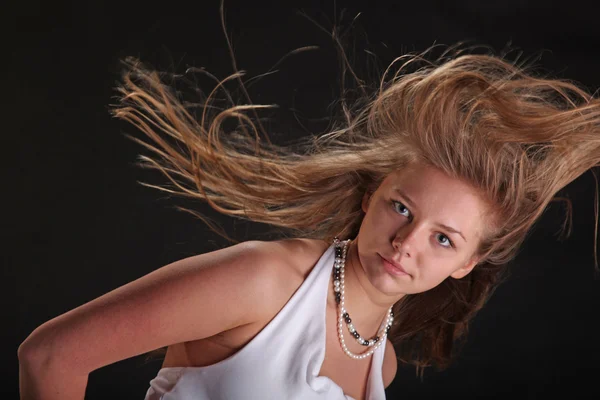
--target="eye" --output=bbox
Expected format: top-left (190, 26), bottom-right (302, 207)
top-left (436, 233), bottom-right (454, 249)
top-left (392, 200), bottom-right (411, 218)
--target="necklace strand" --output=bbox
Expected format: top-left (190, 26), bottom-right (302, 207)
top-left (333, 238), bottom-right (393, 359)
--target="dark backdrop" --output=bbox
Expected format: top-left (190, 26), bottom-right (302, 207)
top-left (7, 0), bottom-right (600, 398)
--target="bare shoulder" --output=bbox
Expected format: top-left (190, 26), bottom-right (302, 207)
top-left (267, 238), bottom-right (331, 277)
top-left (249, 237), bottom-right (330, 307)
top-left (382, 340), bottom-right (398, 389)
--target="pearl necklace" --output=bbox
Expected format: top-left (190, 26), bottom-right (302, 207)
top-left (333, 238), bottom-right (394, 359)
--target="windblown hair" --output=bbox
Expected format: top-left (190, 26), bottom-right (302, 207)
top-left (112, 42), bottom-right (600, 375)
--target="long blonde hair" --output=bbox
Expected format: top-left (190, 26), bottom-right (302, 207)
top-left (112, 40), bottom-right (600, 375)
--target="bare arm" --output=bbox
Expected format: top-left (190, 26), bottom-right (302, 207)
top-left (18, 356), bottom-right (88, 400)
top-left (18, 240), bottom-right (285, 400)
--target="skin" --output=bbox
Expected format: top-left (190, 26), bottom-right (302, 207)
top-left (339, 162), bottom-right (488, 336)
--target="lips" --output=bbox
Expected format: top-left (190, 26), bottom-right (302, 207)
top-left (379, 254), bottom-right (410, 276)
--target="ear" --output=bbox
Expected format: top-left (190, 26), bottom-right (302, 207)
top-left (361, 191), bottom-right (372, 213)
top-left (450, 256), bottom-right (480, 280)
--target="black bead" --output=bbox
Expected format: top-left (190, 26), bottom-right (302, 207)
top-left (363, 341), bottom-right (370, 346)
top-left (343, 312), bottom-right (349, 318)
top-left (345, 317), bottom-right (351, 323)
top-left (374, 336), bottom-right (379, 342)
top-left (353, 331), bottom-right (360, 338)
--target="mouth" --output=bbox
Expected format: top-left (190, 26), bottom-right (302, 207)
top-left (379, 254), bottom-right (410, 277)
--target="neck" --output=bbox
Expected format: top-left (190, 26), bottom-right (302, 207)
top-left (336, 239), bottom-right (398, 338)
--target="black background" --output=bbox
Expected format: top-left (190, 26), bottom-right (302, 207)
top-left (8, 0), bottom-right (600, 398)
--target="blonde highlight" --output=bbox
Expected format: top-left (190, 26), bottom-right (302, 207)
top-left (113, 41), bottom-right (600, 375)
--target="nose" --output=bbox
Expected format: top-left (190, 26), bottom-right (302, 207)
top-left (392, 236), bottom-right (409, 257)
top-left (392, 224), bottom-right (420, 257)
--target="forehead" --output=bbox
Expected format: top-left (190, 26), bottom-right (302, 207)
top-left (384, 164), bottom-right (474, 192)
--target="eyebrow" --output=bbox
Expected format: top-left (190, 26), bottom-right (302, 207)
top-left (394, 188), bottom-right (467, 243)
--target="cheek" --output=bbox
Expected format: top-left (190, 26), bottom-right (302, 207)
top-left (419, 261), bottom-right (458, 283)
top-left (363, 205), bottom-right (392, 234)
top-left (369, 199), bottom-right (393, 222)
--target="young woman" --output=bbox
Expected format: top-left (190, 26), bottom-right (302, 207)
top-left (18, 41), bottom-right (600, 400)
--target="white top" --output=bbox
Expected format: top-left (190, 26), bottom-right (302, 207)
top-left (144, 243), bottom-right (388, 400)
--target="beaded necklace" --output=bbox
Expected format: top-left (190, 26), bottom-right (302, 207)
top-left (332, 238), bottom-right (394, 359)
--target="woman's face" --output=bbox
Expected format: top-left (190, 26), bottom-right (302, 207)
top-left (355, 162), bottom-right (488, 296)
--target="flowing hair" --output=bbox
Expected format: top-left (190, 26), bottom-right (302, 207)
top-left (111, 31), bottom-right (600, 376)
